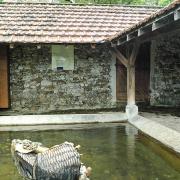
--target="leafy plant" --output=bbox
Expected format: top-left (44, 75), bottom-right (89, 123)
top-left (61, 0), bottom-right (173, 6)
top-left (1, 0), bottom-right (174, 6)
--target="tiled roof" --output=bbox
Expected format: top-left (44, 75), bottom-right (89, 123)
top-left (110, 0), bottom-right (180, 41)
top-left (0, 3), bottom-right (160, 43)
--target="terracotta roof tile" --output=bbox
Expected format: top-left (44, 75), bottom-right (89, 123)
top-left (0, 3), bottom-right (160, 43)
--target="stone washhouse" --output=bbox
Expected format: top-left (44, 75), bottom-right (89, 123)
top-left (0, 1), bottom-right (179, 116)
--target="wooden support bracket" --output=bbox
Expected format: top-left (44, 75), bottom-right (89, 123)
top-left (111, 42), bottom-right (140, 106)
top-left (130, 43), bottom-right (140, 65)
top-left (111, 47), bottom-right (128, 68)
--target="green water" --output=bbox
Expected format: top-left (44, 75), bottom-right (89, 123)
top-left (0, 123), bottom-right (180, 180)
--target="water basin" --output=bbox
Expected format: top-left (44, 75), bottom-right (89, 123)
top-left (0, 123), bottom-right (180, 180)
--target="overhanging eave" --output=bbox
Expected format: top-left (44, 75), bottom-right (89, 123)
top-left (111, 5), bottom-right (180, 46)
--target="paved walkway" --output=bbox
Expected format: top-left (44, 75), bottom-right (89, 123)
top-left (129, 113), bottom-right (180, 155)
top-left (140, 112), bottom-right (180, 133)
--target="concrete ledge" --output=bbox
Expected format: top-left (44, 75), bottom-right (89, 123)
top-left (0, 122), bottom-right (126, 131)
top-left (129, 115), bottom-right (180, 154)
top-left (0, 112), bottom-right (127, 126)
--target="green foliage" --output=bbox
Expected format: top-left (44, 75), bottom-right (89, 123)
top-left (158, 0), bottom-right (173, 6)
top-left (0, 0), bottom-right (173, 6)
top-left (73, 0), bottom-right (146, 4)
top-left (60, 0), bottom-right (173, 6)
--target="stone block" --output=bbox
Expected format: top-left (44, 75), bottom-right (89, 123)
top-left (41, 80), bottom-right (52, 87)
top-left (126, 105), bottom-right (138, 119)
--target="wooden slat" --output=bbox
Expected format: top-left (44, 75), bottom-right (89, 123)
top-left (135, 70), bottom-right (150, 102)
top-left (116, 64), bottom-right (127, 101)
top-left (0, 45), bottom-right (9, 108)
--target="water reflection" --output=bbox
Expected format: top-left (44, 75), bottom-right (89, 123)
top-left (0, 123), bottom-right (179, 180)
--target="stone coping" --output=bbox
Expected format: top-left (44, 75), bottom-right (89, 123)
top-left (0, 112), bottom-right (127, 126)
top-left (1, 111), bottom-right (180, 156)
top-left (140, 112), bottom-right (180, 132)
top-left (0, 122), bottom-right (127, 131)
top-left (129, 115), bottom-right (180, 155)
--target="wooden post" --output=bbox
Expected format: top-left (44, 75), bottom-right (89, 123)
top-left (112, 44), bottom-right (139, 105)
top-left (127, 64), bottom-right (135, 105)
top-left (127, 43), bottom-right (139, 105)
top-left (112, 42), bottom-right (139, 118)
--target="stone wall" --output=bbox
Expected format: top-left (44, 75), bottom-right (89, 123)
top-left (150, 30), bottom-right (180, 107)
top-left (9, 44), bottom-right (115, 114)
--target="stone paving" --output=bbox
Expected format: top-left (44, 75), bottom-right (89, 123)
top-left (129, 113), bottom-right (180, 155)
top-left (140, 112), bottom-right (180, 133)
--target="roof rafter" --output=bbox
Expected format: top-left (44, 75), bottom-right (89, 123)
top-left (112, 1), bottom-right (180, 46)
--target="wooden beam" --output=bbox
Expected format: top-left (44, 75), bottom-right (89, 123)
top-left (113, 6), bottom-right (180, 46)
top-left (127, 42), bottom-right (140, 105)
top-left (127, 65), bottom-right (135, 105)
top-left (112, 43), bottom-right (139, 105)
top-left (152, 13), bottom-right (174, 31)
top-left (130, 43), bottom-right (140, 65)
top-left (111, 47), bottom-right (128, 68)
top-left (116, 36), bottom-right (127, 46)
top-left (127, 31), bottom-right (138, 41)
top-left (138, 24), bottom-right (152, 36)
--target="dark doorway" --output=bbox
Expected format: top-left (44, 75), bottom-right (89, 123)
top-left (116, 42), bottom-right (151, 104)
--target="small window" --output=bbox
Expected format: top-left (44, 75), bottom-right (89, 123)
top-left (52, 45), bottom-right (74, 71)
